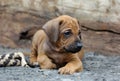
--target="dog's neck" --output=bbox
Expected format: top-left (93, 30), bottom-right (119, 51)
top-left (44, 40), bottom-right (57, 53)
top-left (43, 37), bottom-right (72, 55)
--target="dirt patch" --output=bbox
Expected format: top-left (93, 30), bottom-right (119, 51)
top-left (0, 46), bottom-right (120, 81)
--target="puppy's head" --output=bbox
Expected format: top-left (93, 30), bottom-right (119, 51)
top-left (43, 15), bottom-right (83, 53)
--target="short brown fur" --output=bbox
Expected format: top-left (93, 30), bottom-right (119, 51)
top-left (30, 15), bottom-right (84, 74)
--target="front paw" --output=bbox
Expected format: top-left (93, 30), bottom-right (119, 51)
top-left (58, 66), bottom-right (75, 74)
top-left (58, 64), bottom-right (83, 74)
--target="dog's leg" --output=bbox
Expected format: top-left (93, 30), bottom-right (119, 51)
top-left (78, 48), bottom-right (84, 60)
top-left (37, 53), bottom-right (56, 69)
top-left (30, 45), bottom-right (37, 64)
top-left (58, 55), bottom-right (83, 74)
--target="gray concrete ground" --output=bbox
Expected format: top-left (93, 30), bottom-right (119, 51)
top-left (0, 46), bottom-right (120, 81)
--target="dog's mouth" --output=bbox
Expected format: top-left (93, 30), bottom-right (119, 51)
top-left (64, 42), bottom-right (83, 53)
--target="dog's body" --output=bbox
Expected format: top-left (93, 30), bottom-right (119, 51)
top-left (30, 15), bottom-right (84, 74)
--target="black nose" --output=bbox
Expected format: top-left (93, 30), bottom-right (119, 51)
top-left (64, 41), bottom-right (83, 53)
top-left (76, 42), bottom-right (82, 48)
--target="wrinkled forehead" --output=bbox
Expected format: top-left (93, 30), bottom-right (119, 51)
top-left (58, 17), bottom-right (80, 33)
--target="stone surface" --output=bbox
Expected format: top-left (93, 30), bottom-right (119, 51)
top-left (0, 47), bottom-right (120, 81)
top-left (0, 0), bottom-right (120, 54)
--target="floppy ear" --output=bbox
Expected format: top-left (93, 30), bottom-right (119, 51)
top-left (42, 19), bottom-right (63, 43)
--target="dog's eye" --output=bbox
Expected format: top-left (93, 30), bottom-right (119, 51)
top-left (64, 30), bottom-right (72, 38)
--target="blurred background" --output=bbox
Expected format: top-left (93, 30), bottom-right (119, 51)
top-left (0, 0), bottom-right (120, 55)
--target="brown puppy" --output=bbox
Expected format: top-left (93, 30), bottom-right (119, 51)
top-left (30, 15), bottom-right (84, 74)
